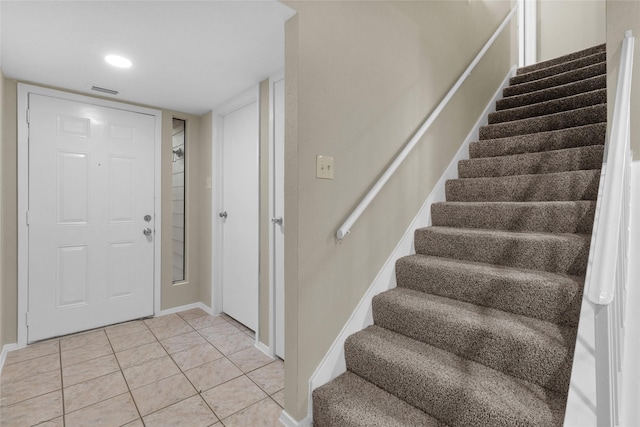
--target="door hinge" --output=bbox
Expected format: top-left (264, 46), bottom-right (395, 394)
top-left (26, 109), bottom-right (30, 124)
top-left (26, 211), bottom-right (30, 226)
top-left (26, 312), bottom-right (30, 326)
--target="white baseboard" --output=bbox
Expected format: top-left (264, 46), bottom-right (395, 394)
top-left (305, 66), bottom-right (516, 422)
top-left (157, 301), bottom-right (215, 317)
top-left (0, 343), bottom-right (19, 378)
top-left (280, 409), bottom-right (311, 427)
top-left (255, 340), bottom-right (275, 359)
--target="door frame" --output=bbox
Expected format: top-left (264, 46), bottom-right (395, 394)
top-left (17, 84), bottom-right (163, 346)
top-left (518, 0), bottom-right (537, 67)
top-left (268, 71), bottom-right (285, 358)
top-left (211, 84), bottom-right (261, 337)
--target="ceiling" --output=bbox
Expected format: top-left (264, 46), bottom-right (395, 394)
top-left (0, 1), bottom-right (295, 115)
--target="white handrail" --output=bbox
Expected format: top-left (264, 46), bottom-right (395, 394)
top-left (336, 5), bottom-right (518, 240)
top-left (586, 30), bottom-right (635, 305)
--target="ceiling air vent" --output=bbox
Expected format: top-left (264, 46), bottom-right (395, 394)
top-left (91, 85), bottom-right (119, 96)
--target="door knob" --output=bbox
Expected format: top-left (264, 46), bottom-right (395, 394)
top-left (143, 228), bottom-right (152, 236)
top-left (219, 211), bottom-right (228, 219)
top-left (144, 214), bottom-right (152, 222)
top-left (272, 217), bottom-right (283, 225)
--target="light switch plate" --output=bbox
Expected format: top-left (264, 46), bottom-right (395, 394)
top-left (316, 155), bottom-right (334, 179)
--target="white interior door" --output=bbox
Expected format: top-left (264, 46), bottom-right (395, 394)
top-left (27, 93), bottom-right (156, 342)
top-left (272, 77), bottom-right (285, 359)
top-left (221, 100), bottom-right (259, 332)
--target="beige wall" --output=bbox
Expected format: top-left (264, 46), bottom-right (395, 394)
top-left (0, 70), bottom-right (4, 349)
top-left (0, 79), bottom-right (212, 346)
top-left (258, 79), bottom-right (270, 346)
top-left (538, 0), bottom-right (606, 61)
top-left (282, 0), bottom-right (516, 420)
top-left (161, 111), bottom-right (203, 309)
top-left (607, 0), bottom-right (640, 160)
top-left (1, 78), bottom-right (17, 346)
top-left (199, 112), bottom-right (213, 308)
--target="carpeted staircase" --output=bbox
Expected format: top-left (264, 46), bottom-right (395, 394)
top-left (313, 44), bottom-right (606, 426)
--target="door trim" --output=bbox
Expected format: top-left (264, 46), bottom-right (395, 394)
top-left (518, 0), bottom-right (538, 67)
top-left (17, 84), bottom-right (162, 346)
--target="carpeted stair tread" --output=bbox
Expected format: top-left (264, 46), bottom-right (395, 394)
top-left (313, 371), bottom-right (447, 427)
top-left (479, 104), bottom-right (605, 140)
top-left (431, 200), bottom-right (596, 233)
top-left (414, 226), bottom-right (590, 276)
top-left (505, 62), bottom-right (605, 98)
top-left (372, 287), bottom-right (576, 394)
top-left (516, 43), bottom-right (605, 75)
top-left (511, 51), bottom-right (606, 85)
top-left (497, 75), bottom-right (605, 111)
top-left (445, 169), bottom-right (600, 202)
top-left (345, 325), bottom-right (567, 427)
top-left (395, 254), bottom-right (583, 326)
top-left (489, 88), bottom-right (606, 124)
top-left (469, 123), bottom-right (605, 159)
top-left (458, 145), bottom-right (604, 178)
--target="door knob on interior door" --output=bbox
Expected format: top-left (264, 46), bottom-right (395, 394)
top-left (272, 217), bottom-right (283, 225)
top-left (219, 211), bottom-right (228, 219)
top-left (143, 228), bottom-right (152, 236)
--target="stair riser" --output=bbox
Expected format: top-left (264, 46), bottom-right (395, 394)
top-left (480, 105), bottom-right (606, 140)
top-left (489, 89), bottom-right (606, 124)
top-left (431, 201), bottom-right (596, 234)
top-left (345, 327), bottom-right (567, 427)
top-left (372, 291), bottom-right (575, 394)
top-left (459, 145), bottom-right (603, 178)
top-left (511, 52), bottom-right (606, 85)
top-left (445, 170), bottom-right (600, 203)
top-left (517, 44), bottom-right (605, 75)
top-left (395, 256), bottom-right (583, 326)
top-left (414, 229), bottom-right (591, 276)
top-left (469, 123), bottom-right (606, 159)
top-left (497, 75), bottom-right (606, 111)
top-left (505, 62), bottom-right (605, 98)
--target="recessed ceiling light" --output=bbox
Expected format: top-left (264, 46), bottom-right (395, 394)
top-left (105, 55), bottom-right (132, 69)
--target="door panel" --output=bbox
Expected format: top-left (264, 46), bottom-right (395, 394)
top-left (28, 94), bottom-right (156, 342)
top-left (57, 152), bottom-right (89, 223)
top-left (221, 100), bottom-right (259, 332)
top-left (56, 245), bottom-right (89, 307)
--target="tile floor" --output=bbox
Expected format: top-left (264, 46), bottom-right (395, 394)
top-left (0, 308), bottom-right (284, 427)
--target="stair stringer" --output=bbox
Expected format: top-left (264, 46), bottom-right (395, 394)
top-left (296, 66), bottom-right (516, 427)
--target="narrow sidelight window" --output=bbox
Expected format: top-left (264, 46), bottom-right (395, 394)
top-left (172, 118), bottom-right (186, 282)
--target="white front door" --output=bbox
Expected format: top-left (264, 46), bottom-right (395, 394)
top-left (272, 76), bottom-right (285, 359)
top-left (27, 93), bottom-right (156, 342)
top-left (221, 99), bottom-right (259, 332)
